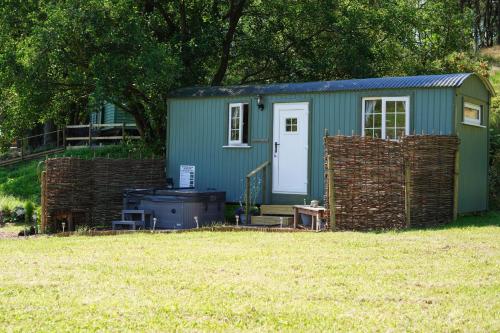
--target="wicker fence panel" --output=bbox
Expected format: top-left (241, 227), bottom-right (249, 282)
top-left (42, 157), bottom-right (166, 232)
top-left (43, 158), bottom-right (93, 230)
top-left (91, 158), bottom-right (166, 226)
top-left (324, 135), bottom-right (459, 231)
top-left (324, 136), bottom-right (406, 230)
top-left (405, 136), bottom-right (459, 228)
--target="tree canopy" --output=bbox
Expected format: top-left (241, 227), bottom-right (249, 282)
top-left (0, 0), bottom-right (495, 148)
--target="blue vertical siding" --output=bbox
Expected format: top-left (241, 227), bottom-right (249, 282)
top-left (103, 103), bottom-right (116, 124)
top-left (168, 87), bottom-right (456, 204)
top-left (102, 103), bottom-right (136, 124)
top-left (114, 108), bottom-right (135, 124)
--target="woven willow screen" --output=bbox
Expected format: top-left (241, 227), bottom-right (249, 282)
top-left (324, 135), bottom-right (459, 231)
top-left (41, 157), bottom-right (166, 232)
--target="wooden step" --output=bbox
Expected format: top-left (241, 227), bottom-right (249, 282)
top-left (260, 205), bottom-right (294, 216)
top-left (251, 216), bottom-right (293, 226)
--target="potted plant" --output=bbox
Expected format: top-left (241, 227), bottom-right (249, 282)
top-left (237, 204), bottom-right (260, 224)
top-left (238, 175), bottom-right (263, 224)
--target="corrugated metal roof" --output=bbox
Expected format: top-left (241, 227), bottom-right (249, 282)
top-left (169, 73), bottom-right (495, 98)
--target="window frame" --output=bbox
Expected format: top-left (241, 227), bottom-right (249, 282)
top-left (463, 102), bottom-right (482, 126)
top-left (227, 102), bottom-right (250, 146)
top-left (285, 117), bottom-right (298, 134)
top-left (362, 96), bottom-right (410, 140)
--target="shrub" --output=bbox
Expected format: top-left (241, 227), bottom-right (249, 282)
top-left (489, 151), bottom-right (500, 209)
top-left (24, 201), bottom-right (34, 226)
top-left (489, 102), bottom-right (500, 209)
top-left (35, 206), bottom-right (42, 231)
top-left (75, 225), bottom-right (91, 235)
top-left (224, 204), bottom-right (238, 223)
top-left (1, 204), bottom-right (12, 223)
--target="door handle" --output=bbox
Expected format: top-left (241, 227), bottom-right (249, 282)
top-left (274, 142), bottom-right (280, 153)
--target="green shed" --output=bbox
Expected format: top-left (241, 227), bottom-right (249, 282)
top-left (91, 103), bottom-right (135, 125)
top-left (167, 73), bottom-right (495, 214)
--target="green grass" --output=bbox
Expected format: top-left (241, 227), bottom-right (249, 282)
top-left (0, 222), bottom-right (25, 235)
top-left (0, 194), bottom-right (28, 211)
top-left (491, 70), bottom-right (500, 90)
top-left (0, 214), bottom-right (498, 332)
top-left (0, 161), bottom-right (41, 204)
top-left (481, 45), bottom-right (500, 64)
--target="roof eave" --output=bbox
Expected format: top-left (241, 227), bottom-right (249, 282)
top-left (168, 73), bottom-right (497, 98)
top-left (474, 73), bottom-right (496, 97)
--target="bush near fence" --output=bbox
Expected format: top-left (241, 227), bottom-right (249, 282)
top-left (324, 135), bottom-right (459, 231)
top-left (41, 157), bottom-right (166, 232)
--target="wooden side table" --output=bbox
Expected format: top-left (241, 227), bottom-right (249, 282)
top-left (293, 205), bottom-right (326, 231)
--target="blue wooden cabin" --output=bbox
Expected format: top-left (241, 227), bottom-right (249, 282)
top-left (167, 73), bottom-right (495, 214)
top-left (91, 103), bottom-right (136, 125)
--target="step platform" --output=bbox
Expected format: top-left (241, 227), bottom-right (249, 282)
top-left (250, 205), bottom-right (294, 226)
top-left (251, 216), bottom-right (293, 226)
top-left (259, 205), bottom-right (294, 216)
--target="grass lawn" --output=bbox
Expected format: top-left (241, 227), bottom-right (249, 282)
top-left (0, 222), bottom-right (24, 235)
top-left (0, 214), bottom-right (498, 332)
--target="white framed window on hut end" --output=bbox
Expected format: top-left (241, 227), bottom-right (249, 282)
top-left (463, 102), bottom-right (481, 126)
top-left (362, 96), bottom-right (409, 140)
top-left (228, 103), bottom-right (249, 146)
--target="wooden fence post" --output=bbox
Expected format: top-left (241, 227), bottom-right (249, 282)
top-left (41, 170), bottom-right (46, 233)
top-left (88, 123), bottom-right (92, 147)
top-left (122, 122), bottom-right (126, 143)
top-left (453, 150), bottom-right (460, 221)
top-left (262, 167), bottom-right (267, 205)
top-left (327, 155), bottom-right (336, 230)
top-left (20, 138), bottom-right (24, 160)
top-left (245, 176), bottom-right (250, 224)
top-left (62, 127), bottom-right (67, 147)
top-left (405, 164), bottom-right (411, 227)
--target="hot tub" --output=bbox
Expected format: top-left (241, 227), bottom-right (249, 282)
top-left (123, 188), bottom-right (226, 229)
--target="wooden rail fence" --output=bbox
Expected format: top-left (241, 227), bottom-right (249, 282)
top-left (0, 123), bottom-right (140, 167)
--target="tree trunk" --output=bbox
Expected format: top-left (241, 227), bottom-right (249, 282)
top-left (43, 121), bottom-right (56, 146)
top-left (211, 0), bottom-right (246, 86)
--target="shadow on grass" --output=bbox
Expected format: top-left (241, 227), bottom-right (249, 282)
top-left (407, 211), bottom-right (500, 232)
top-left (360, 211), bottom-right (500, 234)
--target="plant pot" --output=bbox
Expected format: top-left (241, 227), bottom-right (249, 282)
top-left (301, 213), bottom-right (312, 226)
top-left (239, 214), bottom-right (251, 225)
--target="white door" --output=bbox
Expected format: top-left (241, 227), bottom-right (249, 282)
top-left (272, 102), bottom-right (309, 194)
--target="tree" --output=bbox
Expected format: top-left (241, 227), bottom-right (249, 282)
top-left (0, 0), bottom-right (180, 147)
top-left (460, 0), bottom-right (499, 47)
top-left (0, 0), bottom-right (488, 149)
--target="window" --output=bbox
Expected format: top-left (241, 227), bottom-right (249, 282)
top-left (362, 97), bottom-right (409, 140)
top-left (285, 117), bottom-right (298, 133)
top-left (463, 102), bottom-right (481, 126)
top-left (228, 103), bottom-right (249, 145)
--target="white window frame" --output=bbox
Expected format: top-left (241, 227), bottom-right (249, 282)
top-left (362, 96), bottom-right (410, 140)
top-left (463, 102), bottom-right (482, 126)
top-left (228, 103), bottom-right (245, 146)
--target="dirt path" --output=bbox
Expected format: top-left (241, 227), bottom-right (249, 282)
top-left (0, 223), bottom-right (23, 239)
top-left (0, 230), bottom-right (18, 239)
